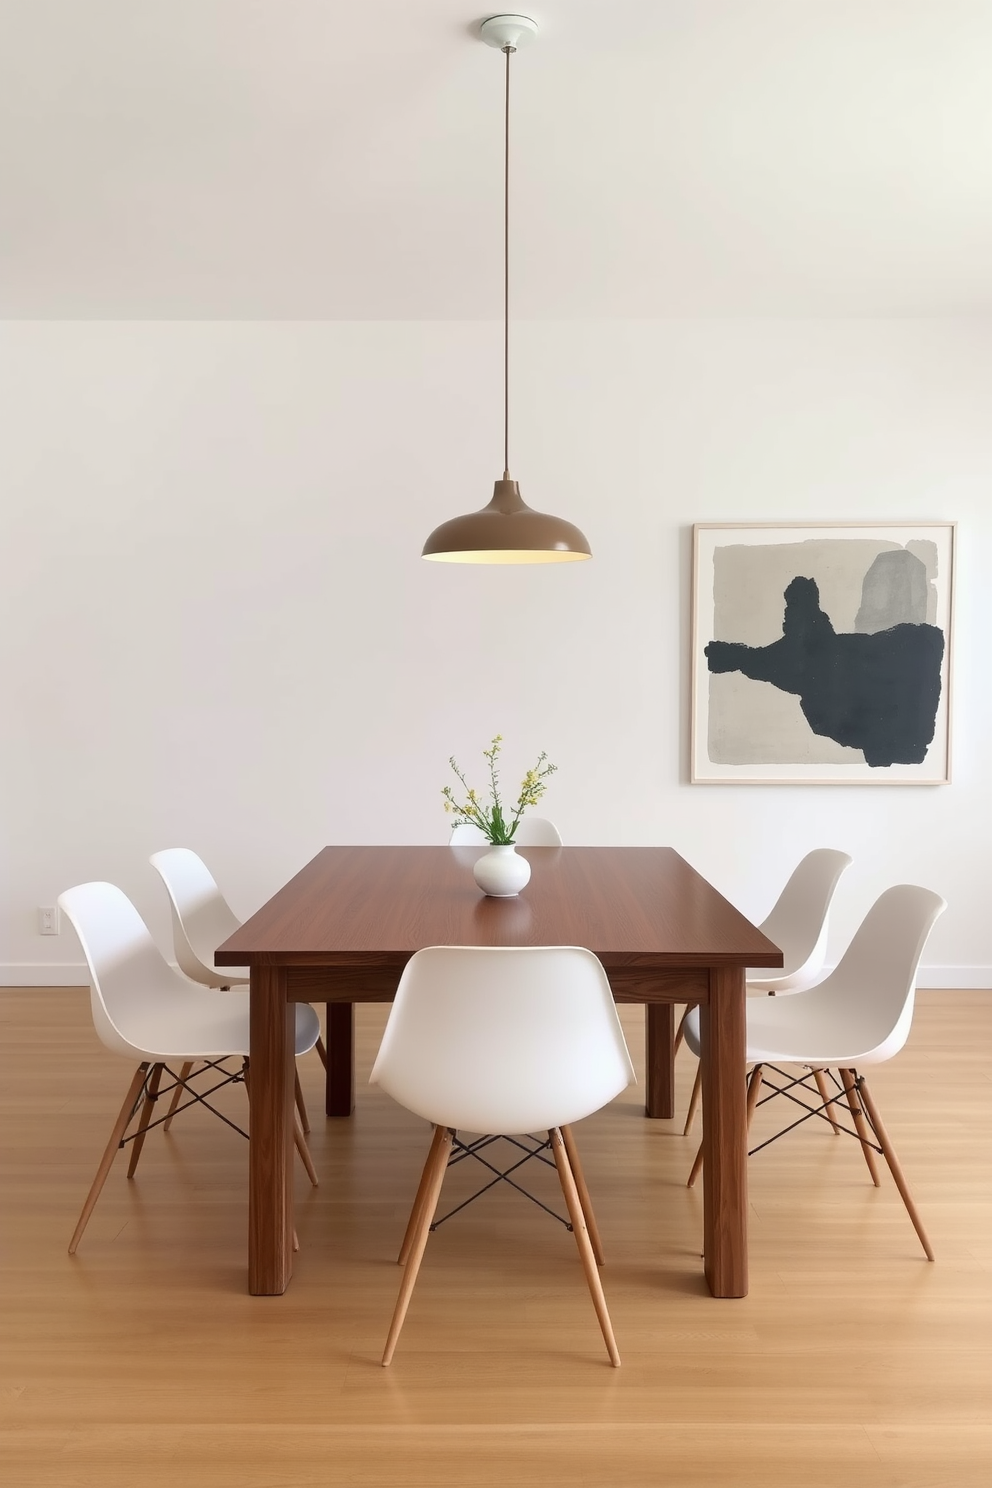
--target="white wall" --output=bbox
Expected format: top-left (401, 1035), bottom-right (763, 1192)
top-left (2, 318), bottom-right (989, 984)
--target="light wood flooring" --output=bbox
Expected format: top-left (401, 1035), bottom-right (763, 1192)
top-left (1, 987), bottom-right (990, 1487)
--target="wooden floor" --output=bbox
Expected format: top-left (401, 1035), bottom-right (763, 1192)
top-left (1, 988), bottom-right (990, 1487)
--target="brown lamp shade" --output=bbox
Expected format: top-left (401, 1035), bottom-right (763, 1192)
top-left (423, 478), bottom-right (592, 564)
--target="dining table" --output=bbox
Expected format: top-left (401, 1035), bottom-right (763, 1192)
top-left (215, 845), bottom-right (782, 1300)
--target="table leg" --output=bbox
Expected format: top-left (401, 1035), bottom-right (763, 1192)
top-left (248, 966), bottom-right (295, 1296)
top-left (645, 1003), bottom-right (676, 1118)
top-left (699, 965), bottom-right (748, 1298)
top-left (325, 1002), bottom-right (355, 1117)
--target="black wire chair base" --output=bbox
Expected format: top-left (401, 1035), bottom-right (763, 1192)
top-left (119, 1059), bottom-right (249, 1147)
top-left (430, 1131), bottom-right (572, 1233)
top-left (749, 1065), bottom-right (881, 1160)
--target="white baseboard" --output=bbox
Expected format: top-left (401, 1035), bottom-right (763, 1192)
top-left (912, 967), bottom-right (991, 990)
top-left (0, 962), bottom-right (181, 987)
top-left (2, 962), bottom-right (990, 990)
top-left (1, 963), bottom-right (90, 987)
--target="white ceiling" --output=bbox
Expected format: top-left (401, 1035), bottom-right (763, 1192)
top-left (2, 0), bottom-right (991, 317)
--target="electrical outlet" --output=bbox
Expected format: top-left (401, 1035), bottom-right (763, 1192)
top-left (38, 906), bottom-right (60, 936)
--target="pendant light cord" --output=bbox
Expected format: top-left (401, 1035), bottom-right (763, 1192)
top-left (503, 44), bottom-right (513, 481)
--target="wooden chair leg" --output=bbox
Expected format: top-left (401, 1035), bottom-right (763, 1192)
top-left (383, 1127), bottom-right (453, 1365)
top-left (314, 1035), bottom-right (328, 1070)
top-left (746, 1063), bottom-right (764, 1129)
top-left (839, 1067), bottom-right (881, 1186)
top-left (688, 1064), bottom-right (761, 1189)
top-left (551, 1128), bottom-right (621, 1368)
top-left (245, 1058), bottom-right (316, 1187)
top-left (812, 1067), bottom-right (842, 1134)
top-left (162, 1060), bottom-right (193, 1132)
top-left (294, 1069), bottom-right (311, 1134)
top-left (398, 1125), bottom-right (447, 1265)
top-left (69, 1063), bottom-right (149, 1255)
top-left (687, 1133), bottom-right (704, 1187)
top-left (560, 1124), bottom-right (605, 1266)
top-left (126, 1062), bottom-right (164, 1178)
top-left (683, 1062), bottom-right (702, 1136)
top-left (856, 1074), bottom-right (934, 1261)
top-left (294, 1114), bottom-right (319, 1187)
top-left (674, 1003), bottom-right (696, 1055)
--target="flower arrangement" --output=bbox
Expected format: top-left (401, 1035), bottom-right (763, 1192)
top-left (442, 735), bottom-right (557, 845)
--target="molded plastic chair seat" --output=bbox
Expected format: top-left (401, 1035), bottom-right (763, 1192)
top-left (448, 817), bottom-right (562, 847)
top-left (95, 985), bottom-right (261, 1062)
top-left (149, 847), bottom-right (326, 1127)
top-left (149, 848), bottom-right (248, 987)
top-left (682, 995), bottom-right (903, 1075)
top-left (732, 993), bottom-right (904, 1069)
top-left (680, 849), bottom-right (852, 1135)
top-left (683, 884), bottom-right (946, 1259)
top-left (58, 881), bottom-right (320, 1254)
top-left (744, 848), bottom-right (853, 994)
top-left (369, 944), bottom-right (635, 1366)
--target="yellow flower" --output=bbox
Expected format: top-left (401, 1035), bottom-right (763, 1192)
top-left (443, 737), bottom-right (556, 844)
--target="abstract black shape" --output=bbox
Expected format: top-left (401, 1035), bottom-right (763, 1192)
top-left (705, 576), bottom-right (944, 767)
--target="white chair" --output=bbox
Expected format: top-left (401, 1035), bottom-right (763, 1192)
top-left (58, 881), bottom-right (321, 1254)
top-left (683, 884), bottom-right (946, 1259)
top-left (148, 848), bottom-right (247, 991)
top-left (681, 849), bottom-right (852, 1135)
top-left (369, 945), bottom-right (636, 1366)
top-left (149, 847), bottom-right (326, 1131)
top-left (448, 818), bottom-right (563, 846)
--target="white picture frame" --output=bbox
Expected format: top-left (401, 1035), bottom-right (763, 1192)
top-left (691, 522), bottom-right (955, 784)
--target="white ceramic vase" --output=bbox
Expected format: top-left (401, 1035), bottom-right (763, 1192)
top-left (473, 844), bottom-right (531, 897)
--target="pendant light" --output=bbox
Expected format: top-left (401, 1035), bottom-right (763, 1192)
top-left (422, 14), bottom-right (592, 564)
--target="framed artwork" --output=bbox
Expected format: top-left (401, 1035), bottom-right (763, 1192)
top-left (691, 522), bottom-right (955, 784)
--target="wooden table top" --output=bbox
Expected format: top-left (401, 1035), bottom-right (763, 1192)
top-left (216, 845), bottom-right (783, 973)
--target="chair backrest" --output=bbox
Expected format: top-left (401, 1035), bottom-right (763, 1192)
top-left (753, 849), bottom-right (853, 991)
top-left (810, 884), bottom-right (946, 1063)
top-left (58, 881), bottom-right (190, 1059)
top-left (448, 818), bottom-right (563, 847)
top-left (370, 945), bottom-right (635, 1134)
top-left (149, 848), bottom-right (242, 986)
